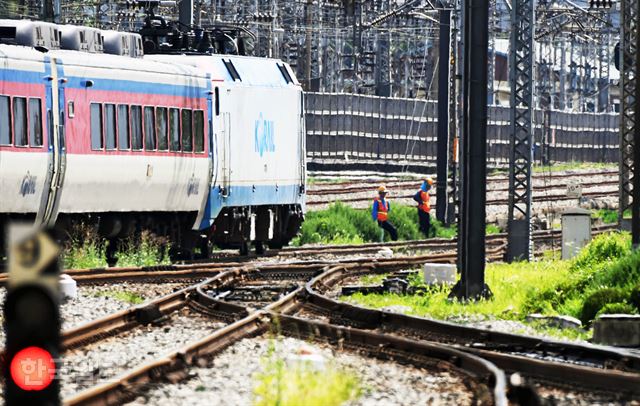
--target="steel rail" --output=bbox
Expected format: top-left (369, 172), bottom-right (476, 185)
top-left (309, 175), bottom-right (619, 196)
top-left (308, 169), bottom-right (618, 195)
top-left (301, 265), bottom-right (640, 389)
top-left (308, 188), bottom-right (619, 206)
top-left (65, 278), bottom-right (509, 406)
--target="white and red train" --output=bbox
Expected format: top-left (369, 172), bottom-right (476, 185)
top-left (0, 20), bottom-right (306, 261)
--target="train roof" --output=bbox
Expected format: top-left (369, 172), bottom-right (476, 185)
top-left (0, 19), bottom-right (144, 58)
top-left (146, 54), bottom-right (300, 88)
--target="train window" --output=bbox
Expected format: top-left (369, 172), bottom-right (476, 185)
top-left (130, 105), bottom-right (143, 150)
top-left (104, 103), bottom-right (116, 150)
top-left (277, 63), bottom-right (293, 84)
top-left (156, 107), bottom-right (168, 151)
top-left (194, 110), bottom-right (204, 153)
top-left (214, 87), bottom-right (220, 116)
top-left (144, 106), bottom-right (156, 151)
top-left (90, 103), bottom-right (103, 150)
top-left (169, 108), bottom-right (180, 152)
top-left (0, 96), bottom-right (11, 145)
top-left (67, 101), bottom-right (75, 118)
top-left (28, 98), bottom-right (42, 147)
top-left (13, 97), bottom-right (27, 146)
top-left (117, 104), bottom-right (130, 150)
top-left (181, 109), bottom-right (193, 152)
top-left (222, 59), bottom-right (242, 81)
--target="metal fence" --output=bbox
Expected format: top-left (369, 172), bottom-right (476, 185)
top-left (305, 92), bottom-right (620, 171)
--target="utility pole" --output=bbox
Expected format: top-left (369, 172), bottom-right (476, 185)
top-left (305, 0), bottom-right (313, 89)
top-left (506, 0), bottom-right (534, 262)
top-left (450, 0), bottom-right (491, 300)
top-left (619, 0), bottom-right (638, 239)
top-left (436, 7), bottom-right (452, 224)
top-left (179, 0), bottom-right (194, 27)
top-left (448, 5), bottom-right (459, 226)
top-left (634, 15), bottom-right (640, 247)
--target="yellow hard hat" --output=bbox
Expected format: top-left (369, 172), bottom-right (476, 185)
top-left (378, 185), bottom-right (387, 193)
top-left (425, 177), bottom-right (434, 186)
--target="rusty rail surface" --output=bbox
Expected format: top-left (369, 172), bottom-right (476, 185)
top-left (300, 265), bottom-right (640, 397)
top-left (65, 280), bottom-right (508, 406)
top-left (308, 169), bottom-right (618, 195)
top-left (62, 258), bottom-right (640, 405)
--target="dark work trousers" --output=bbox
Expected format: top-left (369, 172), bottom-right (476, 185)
top-left (378, 220), bottom-right (398, 241)
top-left (418, 210), bottom-right (432, 238)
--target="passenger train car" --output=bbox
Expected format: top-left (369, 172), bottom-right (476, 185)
top-left (0, 19), bottom-right (306, 260)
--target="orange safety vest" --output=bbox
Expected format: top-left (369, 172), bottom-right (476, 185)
top-left (375, 198), bottom-right (389, 221)
top-left (419, 190), bottom-right (431, 213)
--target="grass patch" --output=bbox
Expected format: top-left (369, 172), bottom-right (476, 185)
top-left (592, 209), bottom-right (632, 224)
top-left (95, 290), bottom-right (145, 304)
top-left (489, 162), bottom-right (616, 176)
top-left (63, 226), bottom-right (169, 269)
top-left (344, 232), bottom-right (640, 340)
top-left (346, 259), bottom-right (573, 321)
top-left (116, 231), bottom-right (170, 267)
top-left (532, 162), bottom-right (616, 173)
top-left (63, 223), bottom-right (107, 269)
top-left (358, 274), bottom-right (389, 285)
top-left (253, 342), bottom-right (362, 406)
top-left (292, 202), bottom-right (493, 246)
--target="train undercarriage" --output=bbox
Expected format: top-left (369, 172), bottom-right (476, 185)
top-left (0, 205), bottom-right (304, 265)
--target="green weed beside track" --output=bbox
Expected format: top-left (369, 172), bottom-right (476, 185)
top-left (345, 232), bottom-right (640, 341)
top-left (292, 202), bottom-right (497, 245)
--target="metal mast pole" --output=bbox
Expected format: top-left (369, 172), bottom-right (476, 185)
top-left (179, 0), bottom-right (195, 27)
top-left (451, 0), bottom-right (491, 300)
top-left (635, 7), bottom-right (640, 247)
top-left (619, 0), bottom-right (638, 240)
top-left (436, 7), bottom-right (452, 224)
top-left (506, 0), bottom-right (534, 262)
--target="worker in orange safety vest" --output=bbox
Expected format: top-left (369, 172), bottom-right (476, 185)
top-left (371, 186), bottom-right (398, 241)
top-left (413, 177), bottom-right (434, 238)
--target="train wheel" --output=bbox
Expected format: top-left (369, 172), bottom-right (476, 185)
top-left (255, 241), bottom-right (265, 255)
top-left (239, 241), bottom-right (249, 256)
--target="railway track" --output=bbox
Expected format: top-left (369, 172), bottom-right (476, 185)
top-left (0, 223), bottom-right (615, 288)
top-left (308, 169), bottom-right (618, 196)
top-left (64, 263), bottom-right (508, 405)
top-left (60, 253), bottom-right (640, 405)
top-left (308, 187), bottom-right (618, 207)
top-left (307, 168), bottom-right (618, 208)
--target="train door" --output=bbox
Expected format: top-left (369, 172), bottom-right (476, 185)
top-left (298, 91), bottom-right (306, 194)
top-left (220, 111), bottom-right (231, 197)
top-left (36, 57), bottom-right (66, 227)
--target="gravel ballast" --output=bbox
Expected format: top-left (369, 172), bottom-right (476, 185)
top-left (127, 336), bottom-right (474, 406)
top-left (61, 308), bottom-right (225, 398)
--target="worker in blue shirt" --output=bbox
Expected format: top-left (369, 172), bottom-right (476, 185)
top-left (372, 186), bottom-right (398, 241)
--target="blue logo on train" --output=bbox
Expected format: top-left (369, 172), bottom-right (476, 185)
top-left (254, 113), bottom-right (275, 157)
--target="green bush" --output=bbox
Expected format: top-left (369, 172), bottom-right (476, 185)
top-left (586, 248), bottom-right (640, 292)
top-left (571, 232), bottom-right (631, 271)
top-left (595, 302), bottom-right (638, 318)
top-left (629, 285), bottom-right (640, 311)
top-left (592, 209), bottom-right (619, 224)
top-left (580, 288), bottom-right (628, 324)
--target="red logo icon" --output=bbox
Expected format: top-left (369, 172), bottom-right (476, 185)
top-left (9, 346), bottom-right (56, 391)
